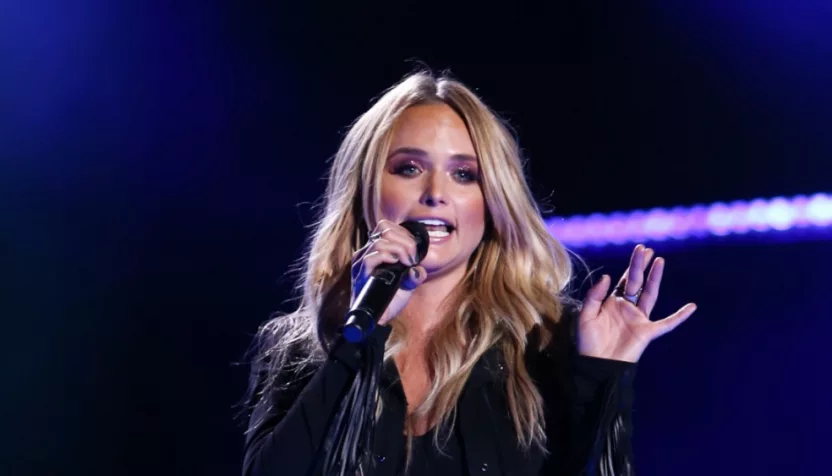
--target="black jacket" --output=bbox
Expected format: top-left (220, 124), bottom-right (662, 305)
top-left (242, 313), bottom-right (637, 476)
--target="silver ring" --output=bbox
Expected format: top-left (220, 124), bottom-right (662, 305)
top-left (615, 281), bottom-right (642, 304)
top-left (368, 229), bottom-right (385, 243)
top-left (622, 291), bottom-right (641, 305)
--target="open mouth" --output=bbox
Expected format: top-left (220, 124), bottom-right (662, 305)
top-left (415, 219), bottom-right (455, 239)
top-left (425, 224), bottom-right (454, 238)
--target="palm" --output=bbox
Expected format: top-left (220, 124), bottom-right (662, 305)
top-left (576, 245), bottom-right (697, 363)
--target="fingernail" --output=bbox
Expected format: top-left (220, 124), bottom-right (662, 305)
top-left (412, 268), bottom-right (420, 279)
top-left (410, 254), bottom-right (417, 266)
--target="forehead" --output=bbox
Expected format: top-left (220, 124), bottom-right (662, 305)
top-left (389, 104), bottom-right (475, 154)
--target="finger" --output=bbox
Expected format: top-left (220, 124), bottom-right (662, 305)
top-left (581, 274), bottom-right (611, 319)
top-left (400, 265), bottom-right (427, 291)
top-left (614, 247), bottom-right (655, 294)
top-left (375, 225), bottom-right (419, 265)
top-left (356, 249), bottom-right (401, 280)
top-left (637, 257), bottom-right (664, 316)
top-left (652, 303), bottom-right (697, 339)
top-left (625, 244), bottom-right (647, 296)
top-left (371, 219), bottom-right (395, 236)
top-left (352, 232), bottom-right (379, 263)
top-left (374, 236), bottom-right (418, 266)
top-left (368, 220), bottom-right (420, 263)
top-left (353, 221), bottom-right (395, 266)
top-left (352, 237), bottom-right (411, 279)
top-left (373, 219), bottom-right (417, 242)
top-left (351, 249), bottom-right (402, 304)
top-left (644, 247), bottom-right (655, 266)
top-left (363, 219), bottom-right (395, 249)
top-left (351, 237), bottom-right (388, 278)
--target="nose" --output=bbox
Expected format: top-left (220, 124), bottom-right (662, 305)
top-left (420, 171), bottom-right (448, 207)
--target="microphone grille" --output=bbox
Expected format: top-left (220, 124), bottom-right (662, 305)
top-left (399, 221), bottom-right (430, 263)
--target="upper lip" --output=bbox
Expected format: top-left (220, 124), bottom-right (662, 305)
top-left (410, 216), bottom-right (455, 229)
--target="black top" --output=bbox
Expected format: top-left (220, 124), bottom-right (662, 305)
top-left (402, 425), bottom-right (466, 476)
top-left (379, 353), bottom-right (467, 476)
top-left (242, 309), bottom-right (637, 476)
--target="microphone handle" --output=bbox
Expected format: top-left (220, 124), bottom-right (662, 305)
top-left (342, 262), bottom-right (407, 343)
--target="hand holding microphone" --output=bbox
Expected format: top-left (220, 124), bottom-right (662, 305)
top-left (343, 220), bottom-right (430, 343)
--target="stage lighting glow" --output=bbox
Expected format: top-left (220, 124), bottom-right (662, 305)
top-left (546, 193), bottom-right (831, 248)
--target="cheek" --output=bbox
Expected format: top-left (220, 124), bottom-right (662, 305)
top-left (458, 194), bottom-right (487, 239)
top-left (379, 182), bottom-right (410, 221)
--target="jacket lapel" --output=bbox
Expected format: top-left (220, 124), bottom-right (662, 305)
top-left (459, 347), bottom-right (545, 476)
top-left (459, 368), bottom-right (504, 475)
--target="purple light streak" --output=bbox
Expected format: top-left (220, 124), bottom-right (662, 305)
top-left (547, 193), bottom-right (832, 249)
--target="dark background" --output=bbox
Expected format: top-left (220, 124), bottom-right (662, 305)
top-left (2, 1), bottom-right (830, 475)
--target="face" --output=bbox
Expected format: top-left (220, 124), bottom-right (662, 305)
top-left (379, 103), bottom-right (486, 278)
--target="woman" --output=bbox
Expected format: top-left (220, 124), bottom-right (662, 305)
top-left (239, 71), bottom-right (697, 476)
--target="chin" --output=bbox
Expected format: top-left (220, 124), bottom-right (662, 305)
top-left (420, 256), bottom-right (469, 278)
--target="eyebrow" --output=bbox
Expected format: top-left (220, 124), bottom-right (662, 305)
top-left (387, 147), bottom-right (478, 163)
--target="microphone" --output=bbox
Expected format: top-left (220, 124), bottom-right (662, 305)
top-left (342, 220), bottom-right (430, 343)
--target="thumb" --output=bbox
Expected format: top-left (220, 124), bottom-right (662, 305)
top-left (400, 265), bottom-right (427, 291)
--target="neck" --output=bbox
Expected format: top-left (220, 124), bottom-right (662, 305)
top-left (398, 264), bottom-right (467, 343)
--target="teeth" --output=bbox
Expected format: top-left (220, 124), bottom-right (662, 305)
top-left (428, 230), bottom-right (450, 238)
top-left (418, 219), bottom-right (449, 226)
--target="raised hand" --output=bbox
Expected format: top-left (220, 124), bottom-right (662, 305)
top-left (576, 244), bottom-right (697, 363)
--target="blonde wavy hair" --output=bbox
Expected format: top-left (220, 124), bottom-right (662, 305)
top-left (243, 69), bottom-right (576, 473)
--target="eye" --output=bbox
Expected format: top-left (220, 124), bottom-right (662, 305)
top-left (453, 167), bottom-right (479, 183)
top-left (391, 161), bottom-right (421, 177)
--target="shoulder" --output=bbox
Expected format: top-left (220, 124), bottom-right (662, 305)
top-left (241, 316), bottom-right (322, 408)
top-left (526, 296), bottom-right (582, 359)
